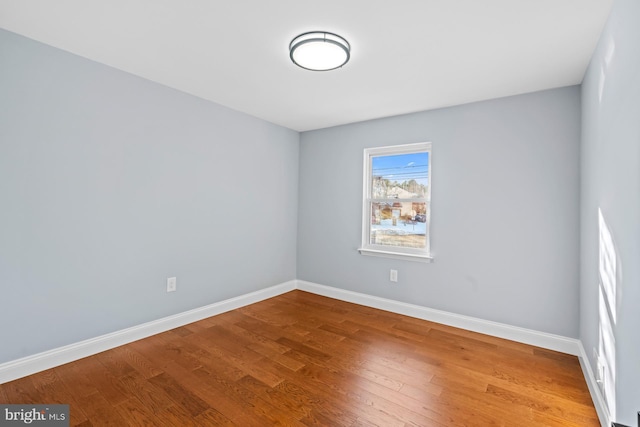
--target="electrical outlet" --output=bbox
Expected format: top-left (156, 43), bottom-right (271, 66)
top-left (596, 356), bottom-right (606, 384)
top-left (390, 269), bottom-right (398, 282)
top-left (592, 348), bottom-right (603, 382)
top-left (167, 277), bottom-right (177, 292)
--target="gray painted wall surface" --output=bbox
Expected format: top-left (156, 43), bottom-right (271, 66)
top-left (580, 0), bottom-right (640, 424)
top-left (298, 87), bottom-right (581, 337)
top-left (0, 30), bottom-right (299, 364)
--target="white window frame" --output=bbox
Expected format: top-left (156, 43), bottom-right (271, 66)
top-left (358, 142), bottom-right (433, 262)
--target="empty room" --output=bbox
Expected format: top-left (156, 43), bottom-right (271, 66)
top-left (0, 1), bottom-right (638, 426)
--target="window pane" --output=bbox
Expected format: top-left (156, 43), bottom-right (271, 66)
top-left (370, 202), bottom-right (427, 248)
top-left (371, 152), bottom-right (429, 199)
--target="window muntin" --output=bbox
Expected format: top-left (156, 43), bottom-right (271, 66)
top-left (360, 143), bottom-right (432, 260)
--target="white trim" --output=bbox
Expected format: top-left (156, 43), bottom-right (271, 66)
top-left (296, 280), bottom-right (581, 355)
top-left (361, 142), bottom-right (433, 259)
top-left (358, 247), bottom-right (434, 262)
top-left (0, 281), bottom-right (296, 385)
top-left (577, 342), bottom-right (610, 427)
top-left (0, 277), bottom-right (603, 427)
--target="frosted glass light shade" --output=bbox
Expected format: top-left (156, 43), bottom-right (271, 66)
top-left (289, 32), bottom-right (350, 71)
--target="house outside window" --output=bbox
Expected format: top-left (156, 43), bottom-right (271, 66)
top-left (359, 142), bottom-right (432, 261)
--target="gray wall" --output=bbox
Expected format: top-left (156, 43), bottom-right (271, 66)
top-left (0, 29), bottom-right (299, 364)
top-left (580, 0), bottom-right (640, 424)
top-left (7, 15), bottom-right (636, 423)
top-left (298, 87), bottom-right (581, 337)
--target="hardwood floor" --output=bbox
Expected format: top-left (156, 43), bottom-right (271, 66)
top-left (0, 290), bottom-right (599, 426)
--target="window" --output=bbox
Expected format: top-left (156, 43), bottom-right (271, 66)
top-left (359, 142), bottom-right (432, 261)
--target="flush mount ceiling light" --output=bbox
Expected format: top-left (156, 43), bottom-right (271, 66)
top-left (289, 31), bottom-right (350, 71)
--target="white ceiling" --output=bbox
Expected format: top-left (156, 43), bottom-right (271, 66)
top-left (0, 0), bottom-right (613, 132)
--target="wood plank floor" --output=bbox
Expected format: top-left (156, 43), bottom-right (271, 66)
top-left (0, 290), bottom-right (599, 426)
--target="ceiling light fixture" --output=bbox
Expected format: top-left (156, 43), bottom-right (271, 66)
top-left (289, 31), bottom-right (350, 71)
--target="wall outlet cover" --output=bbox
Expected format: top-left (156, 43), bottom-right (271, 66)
top-left (390, 270), bottom-right (398, 282)
top-left (167, 277), bottom-right (177, 292)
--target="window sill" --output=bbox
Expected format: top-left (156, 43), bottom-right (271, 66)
top-left (358, 248), bottom-right (434, 263)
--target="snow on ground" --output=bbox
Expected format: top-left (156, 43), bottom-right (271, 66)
top-left (371, 219), bottom-right (426, 235)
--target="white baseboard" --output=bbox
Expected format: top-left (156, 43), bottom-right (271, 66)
top-left (577, 342), bottom-right (610, 427)
top-left (296, 280), bottom-right (582, 356)
top-left (0, 276), bottom-right (594, 427)
top-left (0, 280), bottom-right (296, 385)
top-left (295, 281), bottom-right (613, 425)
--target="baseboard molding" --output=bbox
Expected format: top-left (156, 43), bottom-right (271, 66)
top-left (296, 280), bottom-right (582, 356)
top-left (577, 342), bottom-right (610, 427)
top-left (0, 280), bottom-right (296, 385)
top-left (0, 276), bottom-right (592, 421)
top-left (296, 281), bottom-right (610, 425)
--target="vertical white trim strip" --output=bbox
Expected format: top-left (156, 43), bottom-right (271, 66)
top-left (577, 342), bottom-right (611, 427)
